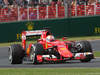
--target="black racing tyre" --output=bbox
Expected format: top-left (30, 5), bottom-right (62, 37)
top-left (8, 44), bottom-right (24, 64)
top-left (77, 41), bottom-right (93, 62)
top-left (30, 43), bottom-right (44, 64)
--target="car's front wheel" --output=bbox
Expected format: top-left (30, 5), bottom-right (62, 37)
top-left (30, 43), bottom-right (44, 64)
top-left (77, 41), bottom-right (93, 62)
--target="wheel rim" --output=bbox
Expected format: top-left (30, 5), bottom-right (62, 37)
top-left (77, 43), bottom-right (83, 52)
top-left (30, 46), bottom-right (35, 63)
top-left (30, 50), bottom-right (34, 61)
top-left (8, 46), bottom-right (13, 63)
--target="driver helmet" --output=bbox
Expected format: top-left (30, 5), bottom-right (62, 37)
top-left (46, 35), bottom-right (55, 42)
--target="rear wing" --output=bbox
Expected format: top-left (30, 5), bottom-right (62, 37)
top-left (22, 30), bottom-right (46, 37)
top-left (22, 30), bottom-right (46, 50)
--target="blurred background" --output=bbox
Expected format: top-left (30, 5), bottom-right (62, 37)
top-left (0, 0), bottom-right (100, 22)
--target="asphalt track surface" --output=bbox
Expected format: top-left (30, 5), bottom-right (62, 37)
top-left (0, 40), bottom-right (100, 68)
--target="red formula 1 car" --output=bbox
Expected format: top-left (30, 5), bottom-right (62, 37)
top-left (8, 29), bottom-right (94, 64)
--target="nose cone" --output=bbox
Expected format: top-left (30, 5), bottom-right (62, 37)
top-left (59, 48), bottom-right (73, 58)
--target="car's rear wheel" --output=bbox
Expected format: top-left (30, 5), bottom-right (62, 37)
top-left (30, 43), bottom-right (44, 64)
top-left (77, 41), bottom-right (93, 62)
top-left (8, 44), bottom-right (24, 64)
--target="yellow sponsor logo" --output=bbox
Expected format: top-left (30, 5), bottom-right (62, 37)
top-left (26, 22), bottom-right (34, 30)
top-left (45, 43), bottom-right (48, 49)
top-left (16, 22), bottom-right (36, 40)
top-left (27, 47), bottom-right (30, 54)
top-left (16, 33), bottom-right (22, 40)
top-left (61, 48), bottom-right (66, 50)
top-left (95, 27), bottom-right (100, 33)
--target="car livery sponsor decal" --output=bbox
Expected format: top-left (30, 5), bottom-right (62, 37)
top-left (27, 47), bottom-right (30, 54)
top-left (59, 45), bottom-right (64, 47)
top-left (61, 48), bottom-right (66, 50)
top-left (45, 43), bottom-right (48, 49)
top-left (48, 44), bottom-right (53, 46)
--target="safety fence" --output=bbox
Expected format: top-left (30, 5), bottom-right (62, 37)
top-left (69, 4), bottom-right (96, 16)
top-left (0, 3), bottom-right (100, 22)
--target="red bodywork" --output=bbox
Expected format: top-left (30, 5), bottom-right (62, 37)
top-left (21, 30), bottom-right (88, 62)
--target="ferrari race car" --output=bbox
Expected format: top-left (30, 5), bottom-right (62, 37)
top-left (8, 29), bottom-right (94, 64)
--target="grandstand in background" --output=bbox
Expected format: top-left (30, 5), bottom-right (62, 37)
top-left (0, 0), bottom-right (100, 22)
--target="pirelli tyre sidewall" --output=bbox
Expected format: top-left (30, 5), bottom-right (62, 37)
top-left (77, 41), bottom-right (93, 62)
top-left (8, 44), bottom-right (24, 64)
top-left (30, 43), bottom-right (44, 64)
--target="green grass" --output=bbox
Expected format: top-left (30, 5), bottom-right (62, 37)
top-left (0, 35), bottom-right (100, 46)
top-left (94, 51), bottom-right (100, 57)
top-left (0, 68), bottom-right (100, 75)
